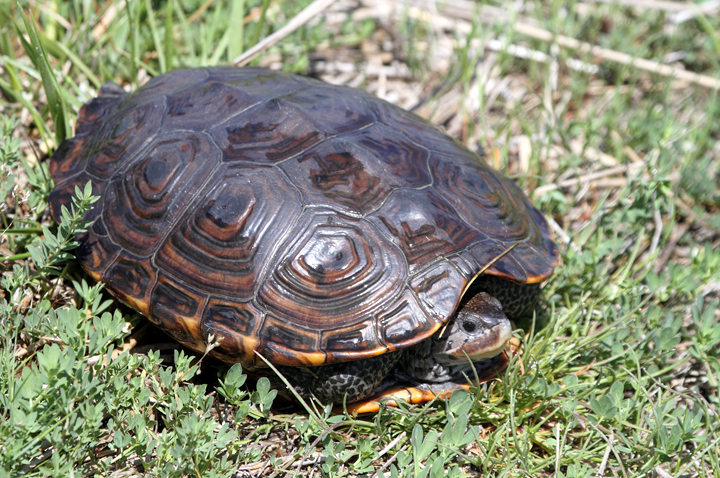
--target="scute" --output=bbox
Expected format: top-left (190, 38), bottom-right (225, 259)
top-left (202, 297), bottom-right (264, 363)
top-left (344, 123), bottom-right (432, 188)
top-left (103, 250), bottom-right (156, 311)
top-left (47, 66), bottom-right (559, 369)
top-left (48, 137), bottom-right (90, 185)
top-left (102, 130), bottom-right (220, 255)
top-left (75, 215), bottom-right (121, 281)
top-left (259, 314), bottom-right (327, 366)
top-left (369, 188), bottom-right (484, 273)
top-left (155, 164), bottom-right (302, 299)
top-left (74, 82), bottom-right (126, 137)
top-left (210, 99), bottom-right (325, 164)
top-left (257, 209), bottom-right (407, 331)
top-left (410, 261), bottom-right (467, 322)
top-left (377, 290), bottom-right (439, 349)
top-left (162, 81), bottom-right (262, 132)
top-left (429, 151), bottom-right (554, 283)
top-left (279, 138), bottom-right (396, 215)
top-left (149, 273), bottom-right (207, 350)
top-left (48, 171), bottom-right (104, 227)
top-left (321, 319), bottom-right (380, 358)
top-left (85, 98), bottom-right (166, 180)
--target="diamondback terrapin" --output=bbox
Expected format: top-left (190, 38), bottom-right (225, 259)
top-left (49, 67), bottom-right (559, 405)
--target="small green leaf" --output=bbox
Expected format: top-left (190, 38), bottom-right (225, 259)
top-left (255, 376), bottom-right (270, 398)
top-left (412, 424), bottom-right (437, 462)
top-left (227, 363), bottom-right (247, 388)
top-left (590, 395), bottom-right (617, 420)
top-left (447, 388), bottom-right (473, 416)
top-left (563, 374), bottom-right (578, 388)
top-left (36, 343), bottom-right (62, 378)
top-left (396, 450), bottom-right (411, 469)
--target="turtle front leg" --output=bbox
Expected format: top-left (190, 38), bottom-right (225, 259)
top-left (276, 352), bottom-right (401, 404)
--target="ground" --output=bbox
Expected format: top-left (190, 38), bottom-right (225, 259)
top-left (0, 0), bottom-right (719, 476)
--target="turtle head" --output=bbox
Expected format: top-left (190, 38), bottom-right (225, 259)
top-left (432, 292), bottom-right (512, 365)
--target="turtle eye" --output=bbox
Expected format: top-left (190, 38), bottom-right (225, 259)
top-left (461, 320), bottom-right (477, 333)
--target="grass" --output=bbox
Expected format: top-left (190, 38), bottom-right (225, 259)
top-left (1, 0), bottom-right (719, 476)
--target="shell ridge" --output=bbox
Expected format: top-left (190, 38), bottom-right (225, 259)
top-left (50, 169), bottom-right (89, 191)
top-left (147, 154), bottom-right (224, 261)
top-left (346, 124), bottom-right (433, 190)
top-left (105, 95), bottom-right (169, 184)
top-left (250, 197), bottom-right (308, 302)
top-left (282, 121), bottom-right (377, 168)
top-left (271, 131), bottom-right (337, 166)
top-left (359, 184), bottom-right (441, 218)
top-left (380, 121), bottom-right (437, 189)
top-left (203, 82), bottom-right (305, 134)
top-left (271, 163), bottom-right (307, 210)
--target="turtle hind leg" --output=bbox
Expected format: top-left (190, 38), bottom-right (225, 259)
top-left (277, 353), bottom-right (400, 404)
top-left (276, 352), bottom-right (401, 404)
top-left (471, 276), bottom-right (541, 319)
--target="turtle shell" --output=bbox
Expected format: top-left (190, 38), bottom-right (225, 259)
top-left (48, 66), bottom-right (559, 368)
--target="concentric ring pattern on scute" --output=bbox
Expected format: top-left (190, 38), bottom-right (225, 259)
top-left (47, 66), bottom-right (558, 367)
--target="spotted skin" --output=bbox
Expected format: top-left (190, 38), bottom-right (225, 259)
top-left (397, 340), bottom-right (503, 386)
top-left (278, 352), bottom-right (401, 403)
top-left (398, 339), bottom-right (455, 384)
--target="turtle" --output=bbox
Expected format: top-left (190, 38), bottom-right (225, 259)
top-left (48, 66), bottom-right (559, 406)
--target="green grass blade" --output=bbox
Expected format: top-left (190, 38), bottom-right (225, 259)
top-left (227, 0), bottom-right (245, 62)
top-left (39, 33), bottom-right (101, 88)
top-left (124, 0), bottom-right (138, 85)
top-left (3, 228), bottom-right (43, 235)
top-left (0, 30), bottom-right (22, 93)
top-left (1, 252), bottom-right (31, 262)
top-left (209, 27), bottom-right (232, 66)
top-left (15, 6), bottom-right (71, 145)
top-left (164, 0), bottom-right (174, 71)
top-left (145, 0), bottom-right (165, 73)
top-left (251, 0), bottom-right (271, 47)
top-left (0, 75), bottom-right (53, 145)
top-left (253, 351), bottom-right (328, 430)
top-left (172, 0), bottom-right (197, 66)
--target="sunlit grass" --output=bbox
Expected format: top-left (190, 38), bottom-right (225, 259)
top-left (1, 0), bottom-right (718, 476)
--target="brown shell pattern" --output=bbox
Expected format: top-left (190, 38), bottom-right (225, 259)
top-left (48, 66), bottom-right (559, 367)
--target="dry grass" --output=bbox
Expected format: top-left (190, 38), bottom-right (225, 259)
top-left (1, 0), bottom-right (719, 476)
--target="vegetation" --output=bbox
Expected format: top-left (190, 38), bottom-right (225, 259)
top-left (1, 0), bottom-right (718, 476)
